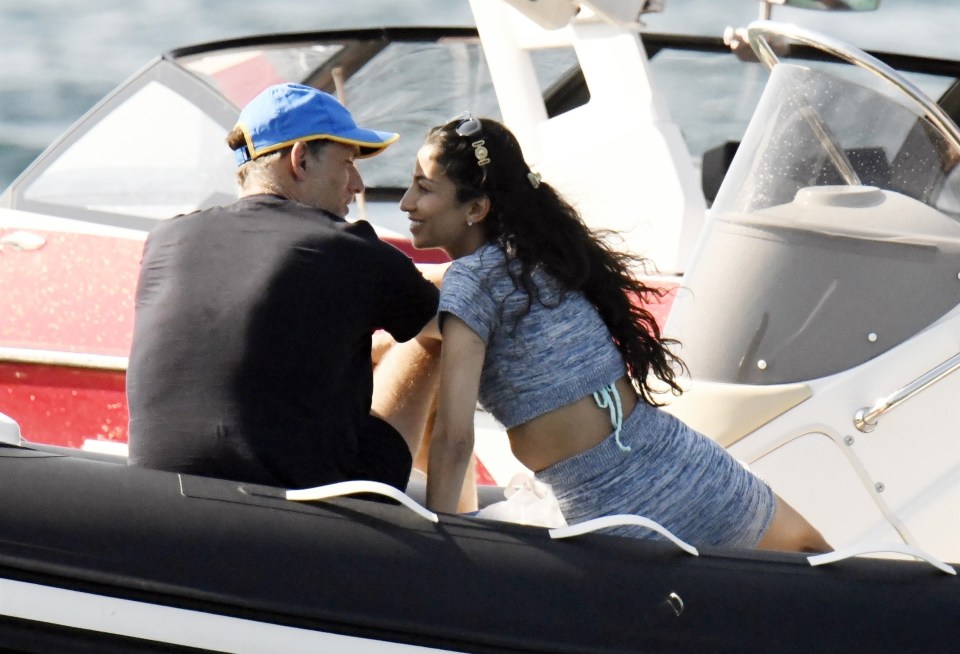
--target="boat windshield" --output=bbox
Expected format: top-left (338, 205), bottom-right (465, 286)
top-left (179, 37), bottom-right (576, 190)
top-left (646, 47), bottom-right (957, 205)
top-left (667, 62), bottom-right (960, 385)
top-left (2, 34), bottom-right (575, 228)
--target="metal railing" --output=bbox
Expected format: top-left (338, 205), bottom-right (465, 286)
top-left (747, 20), bottom-right (960, 154)
top-left (854, 352), bottom-right (960, 432)
top-left (0, 346), bottom-right (127, 371)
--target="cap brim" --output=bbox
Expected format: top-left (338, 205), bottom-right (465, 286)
top-left (324, 128), bottom-right (399, 158)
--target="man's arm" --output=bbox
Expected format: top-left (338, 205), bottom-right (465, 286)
top-left (416, 262), bottom-right (450, 289)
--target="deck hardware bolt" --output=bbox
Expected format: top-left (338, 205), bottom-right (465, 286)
top-left (867, 333), bottom-right (877, 342)
top-left (757, 359), bottom-right (767, 370)
top-left (844, 436), bottom-right (855, 446)
top-left (667, 592), bottom-right (684, 617)
top-left (875, 482), bottom-right (885, 493)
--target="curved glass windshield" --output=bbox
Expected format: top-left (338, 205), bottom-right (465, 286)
top-left (179, 38), bottom-right (576, 190)
top-left (5, 34), bottom-right (578, 230)
top-left (668, 62), bottom-right (960, 385)
top-left (22, 80), bottom-right (236, 220)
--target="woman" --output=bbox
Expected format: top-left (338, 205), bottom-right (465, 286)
top-left (400, 115), bottom-right (829, 552)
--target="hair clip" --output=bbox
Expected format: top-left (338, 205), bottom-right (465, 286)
top-left (472, 140), bottom-right (491, 167)
top-left (452, 114), bottom-right (491, 167)
top-left (527, 171), bottom-right (541, 189)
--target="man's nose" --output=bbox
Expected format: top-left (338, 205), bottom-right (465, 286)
top-left (350, 167), bottom-right (364, 194)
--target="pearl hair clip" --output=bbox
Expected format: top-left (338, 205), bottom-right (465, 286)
top-left (472, 140), bottom-right (491, 167)
top-left (527, 171), bottom-right (541, 189)
top-left (453, 114), bottom-right (491, 167)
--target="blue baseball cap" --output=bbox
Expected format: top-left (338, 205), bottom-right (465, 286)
top-left (232, 83), bottom-right (399, 166)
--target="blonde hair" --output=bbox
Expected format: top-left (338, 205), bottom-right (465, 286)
top-left (227, 126), bottom-right (333, 189)
top-left (227, 125), bottom-right (285, 189)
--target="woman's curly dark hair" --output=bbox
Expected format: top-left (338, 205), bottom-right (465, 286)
top-left (426, 116), bottom-right (685, 404)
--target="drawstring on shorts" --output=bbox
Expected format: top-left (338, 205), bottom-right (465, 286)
top-left (593, 382), bottom-right (630, 452)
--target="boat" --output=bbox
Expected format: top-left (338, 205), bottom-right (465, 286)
top-left (662, 17), bottom-right (960, 567)
top-left (3, 0), bottom-right (960, 649)
top-left (0, 0), bottom-right (916, 481)
top-left (0, 0), bottom-right (707, 481)
top-left (1, 446), bottom-right (958, 653)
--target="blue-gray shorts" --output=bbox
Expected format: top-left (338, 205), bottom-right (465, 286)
top-left (536, 401), bottom-right (776, 548)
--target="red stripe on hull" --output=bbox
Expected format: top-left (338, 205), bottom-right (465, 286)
top-left (2, 227), bottom-right (676, 480)
top-left (0, 362), bottom-right (127, 449)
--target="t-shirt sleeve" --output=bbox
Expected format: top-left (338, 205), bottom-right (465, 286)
top-left (345, 221), bottom-right (439, 343)
top-left (437, 259), bottom-right (497, 343)
top-left (378, 255), bottom-right (439, 343)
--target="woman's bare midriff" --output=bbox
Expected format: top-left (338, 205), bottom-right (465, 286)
top-left (507, 376), bottom-right (639, 472)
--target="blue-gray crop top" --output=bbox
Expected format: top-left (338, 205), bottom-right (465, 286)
top-left (438, 243), bottom-right (626, 429)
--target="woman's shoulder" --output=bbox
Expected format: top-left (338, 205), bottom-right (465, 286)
top-left (444, 243), bottom-right (508, 287)
top-left (451, 242), bottom-right (506, 272)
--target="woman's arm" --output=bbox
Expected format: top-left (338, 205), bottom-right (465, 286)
top-left (426, 315), bottom-right (486, 513)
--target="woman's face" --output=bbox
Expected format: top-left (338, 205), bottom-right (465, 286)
top-left (400, 144), bottom-right (486, 259)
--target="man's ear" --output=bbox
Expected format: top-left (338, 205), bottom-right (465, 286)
top-left (289, 141), bottom-right (310, 179)
top-left (467, 195), bottom-right (491, 225)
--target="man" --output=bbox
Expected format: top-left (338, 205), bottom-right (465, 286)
top-left (127, 83), bottom-right (440, 491)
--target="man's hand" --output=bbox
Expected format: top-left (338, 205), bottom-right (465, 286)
top-left (416, 262), bottom-right (451, 289)
top-left (371, 329), bottom-right (397, 368)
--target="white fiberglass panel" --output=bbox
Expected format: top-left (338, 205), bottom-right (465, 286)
top-left (23, 81), bottom-right (236, 219)
top-left (669, 63), bottom-right (960, 385)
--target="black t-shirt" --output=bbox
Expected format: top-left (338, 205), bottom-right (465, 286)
top-left (126, 194), bottom-right (438, 488)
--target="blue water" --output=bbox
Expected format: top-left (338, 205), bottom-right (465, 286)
top-left (2, 0), bottom-right (959, 191)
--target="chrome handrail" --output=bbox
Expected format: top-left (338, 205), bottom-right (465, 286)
top-left (854, 352), bottom-right (960, 433)
top-left (746, 20), bottom-right (960, 155)
top-left (0, 346), bottom-right (127, 371)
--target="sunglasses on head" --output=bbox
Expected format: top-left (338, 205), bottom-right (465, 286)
top-left (454, 113), bottom-right (482, 138)
top-left (452, 113), bottom-right (490, 167)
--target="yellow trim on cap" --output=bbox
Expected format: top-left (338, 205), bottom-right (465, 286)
top-left (325, 133), bottom-right (400, 158)
top-left (237, 125), bottom-right (399, 162)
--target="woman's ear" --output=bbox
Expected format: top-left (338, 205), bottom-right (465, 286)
top-left (467, 195), bottom-right (491, 225)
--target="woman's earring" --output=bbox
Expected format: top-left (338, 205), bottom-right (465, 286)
top-left (466, 219), bottom-right (474, 227)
